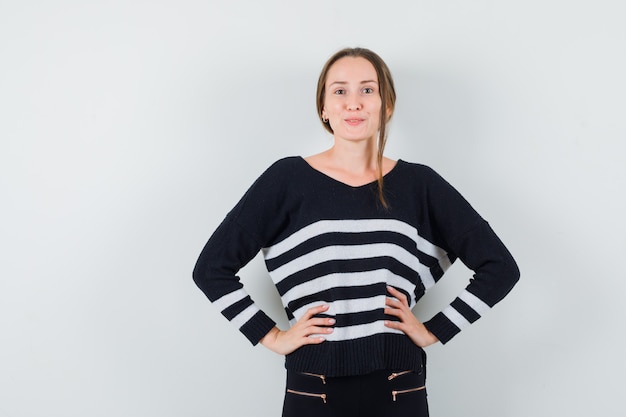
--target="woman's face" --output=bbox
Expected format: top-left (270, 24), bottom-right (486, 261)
top-left (322, 57), bottom-right (382, 145)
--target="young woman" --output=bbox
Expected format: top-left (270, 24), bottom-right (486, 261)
top-left (193, 47), bottom-right (520, 417)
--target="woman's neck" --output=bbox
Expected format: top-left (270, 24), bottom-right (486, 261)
top-left (325, 144), bottom-right (378, 175)
top-left (304, 138), bottom-right (395, 188)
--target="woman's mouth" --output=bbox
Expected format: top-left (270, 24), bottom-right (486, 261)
top-left (345, 118), bottom-right (364, 126)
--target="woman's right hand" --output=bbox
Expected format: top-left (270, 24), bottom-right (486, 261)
top-left (260, 304), bottom-right (335, 355)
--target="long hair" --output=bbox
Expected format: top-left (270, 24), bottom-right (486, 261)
top-left (316, 47), bottom-right (396, 208)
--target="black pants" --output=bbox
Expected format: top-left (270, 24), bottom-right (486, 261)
top-left (282, 366), bottom-right (428, 417)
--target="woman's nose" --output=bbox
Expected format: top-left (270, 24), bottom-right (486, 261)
top-left (346, 100), bottom-right (362, 111)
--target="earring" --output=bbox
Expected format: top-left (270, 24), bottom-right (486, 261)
top-left (322, 116), bottom-right (328, 123)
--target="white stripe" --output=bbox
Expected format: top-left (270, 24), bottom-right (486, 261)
top-left (280, 269), bottom-right (414, 306)
top-left (270, 243), bottom-right (436, 289)
top-left (442, 305), bottom-right (471, 330)
top-left (458, 290), bottom-right (490, 315)
top-left (263, 219), bottom-right (448, 267)
top-left (313, 321), bottom-right (404, 341)
top-left (292, 295), bottom-right (387, 319)
top-left (386, 275), bottom-right (418, 308)
top-left (231, 304), bottom-right (260, 329)
top-left (437, 252), bottom-right (452, 271)
top-left (213, 288), bottom-right (248, 312)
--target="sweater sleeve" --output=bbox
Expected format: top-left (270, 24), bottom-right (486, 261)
top-left (193, 215), bottom-right (276, 345)
top-left (421, 169), bottom-right (520, 344)
top-left (192, 159), bottom-right (295, 345)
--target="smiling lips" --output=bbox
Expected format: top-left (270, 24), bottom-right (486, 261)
top-left (345, 118), bottom-right (365, 126)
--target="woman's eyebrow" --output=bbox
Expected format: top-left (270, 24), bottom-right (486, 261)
top-left (328, 80), bottom-right (379, 86)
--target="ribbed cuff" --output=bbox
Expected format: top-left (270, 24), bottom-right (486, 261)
top-left (240, 310), bottom-right (276, 346)
top-left (424, 312), bottom-right (461, 344)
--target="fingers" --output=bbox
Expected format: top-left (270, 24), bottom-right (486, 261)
top-left (297, 305), bottom-right (334, 328)
top-left (385, 297), bottom-right (406, 310)
top-left (308, 316), bottom-right (335, 326)
top-left (261, 304), bottom-right (336, 355)
top-left (292, 319), bottom-right (334, 348)
top-left (302, 304), bottom-right (330, 319)
top-left (383, 319), bottom-right (404, 331)
top-left (303, 326), bottom-right (334, 342)
top-left (301, 318), bottom-right (335, 338)
top-left (303, 336), bottom-right (327, 345)
top-left (384, 306), bottom-right (403, 319)
top-left (386, 298), bottom-right (409, 318)
top-left (386, 285), bottom-right (409, 305)
top-left (385, 285), bottom-right (418, 332)
top-left (297, 305), bottom-right (332, 330)
top-left (383, 287), bottom-right (437, 347)
top-left (295, 305), bottom-right (335, 338)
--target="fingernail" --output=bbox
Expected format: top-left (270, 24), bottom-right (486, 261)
top-left (328, 318), bottom-right (336, 324)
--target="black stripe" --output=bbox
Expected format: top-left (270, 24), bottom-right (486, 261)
top-left (429, 260), bottom-right (445, 283)
top-left (287, 308), bottom-right (395, 328)
top-left (450, 298), bottom-right (481, 323)
top-left (413, 284), bottom-right (426, 301)
top-left (275, 257), bottom-right (420, 296)
top-left (266, 231), bottom-right (419, 269)
top-left (387, 285), bottom-right (412, 305)
top-left (222, 296), bottom-right (253, 320)
top-left (287, 283), bottom-right (384, 312)
top-left (335, 309), bottom-right (385, 327)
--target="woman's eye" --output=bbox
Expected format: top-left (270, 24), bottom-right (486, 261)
top-left (362, 87), bottom-right (374, 94)
top-left (334, 89), bottom-right (345, 95)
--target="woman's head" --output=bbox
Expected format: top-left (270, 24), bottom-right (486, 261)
top-left (316, 47), bottom-right (396, 208)
top-left (316, 47), bottom-right (396, 137)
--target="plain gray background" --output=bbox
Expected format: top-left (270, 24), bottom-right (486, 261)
top-left (1, 1), bottom-right (625, 416)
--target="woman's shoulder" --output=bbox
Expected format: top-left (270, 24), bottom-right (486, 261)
top-left (248, 156), bottom-right (306, 191)
top-left (253, 156), bottom-right (303, 178)
top-left (395, 159), bottom-right (444, 183)
top-left (265, 156), bottom-right (304, 171)
top-left (233, 157), bottom-right (304, 213)
top-left (393, 160), bottom-right (467, 199)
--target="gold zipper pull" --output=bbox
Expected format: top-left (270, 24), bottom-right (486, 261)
top-left (391, 386), bottom-right (426, 401)
top-left (388, 370), bottom-right (411, 380)
top-left (287, 389), bottom-right (327, 404)
top-left (302, 372), bottom-right (326, 384)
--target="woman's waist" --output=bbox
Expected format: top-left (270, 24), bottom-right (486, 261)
top-left (284, 333), bottom-right (425, 377)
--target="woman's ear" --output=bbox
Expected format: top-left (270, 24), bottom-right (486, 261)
top-left (385, 107), bottom-right (393, 121)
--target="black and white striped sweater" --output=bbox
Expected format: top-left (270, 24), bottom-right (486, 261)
top-left (193, 157), bottom-right (519, 377)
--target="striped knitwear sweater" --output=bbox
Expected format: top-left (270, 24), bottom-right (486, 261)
top-left (193, 157), bottom-right (520, 377)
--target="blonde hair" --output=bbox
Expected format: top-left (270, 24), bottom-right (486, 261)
top-left (316, 47), bottom-right (396, 208)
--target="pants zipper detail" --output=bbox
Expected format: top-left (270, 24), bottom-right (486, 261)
top-left (301, 372), bottom-right (326, 384)
top-left (387, 370), bottom-right (412, 380)
top-left (287, 389), bottom-right (327, 403)
top-left (391, 386), bottom-right (426, 401)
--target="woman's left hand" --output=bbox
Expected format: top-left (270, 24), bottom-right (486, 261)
top-left (384, 286), bottom-right (439, 348)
